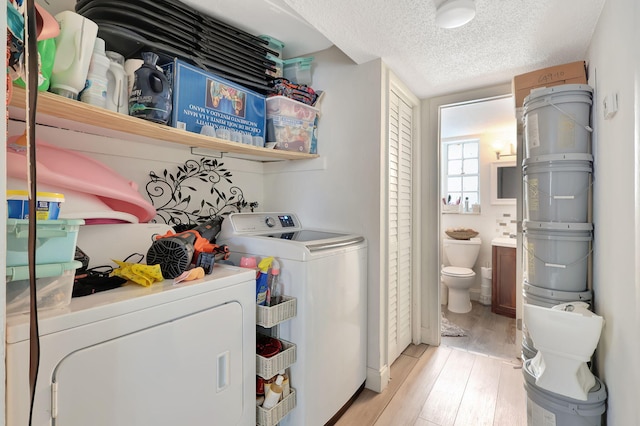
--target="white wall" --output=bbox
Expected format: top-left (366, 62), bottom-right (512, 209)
top-left (587, 0), bottom-right (640, 423)
top-left (262, 46), bottom-right (388, 390)
top-left (6, 121), bottom-right (266, 225)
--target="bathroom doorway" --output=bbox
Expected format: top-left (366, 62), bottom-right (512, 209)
top-left (437, 92), bottom-right (521, 361)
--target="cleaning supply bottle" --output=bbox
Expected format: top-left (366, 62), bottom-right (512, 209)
top-left (268, 259), bottom-right (283, 306)
top-left (79, 38), bottom-right (110, 108)
top-left (105, 51), bottom-right (129, 114)
top-left (50, 11), bottom-right (98, 99)
top-left (279, 370), bottom-right (290, 398)
top-left (129, 51), bottom-right (172, 124)
top-left (262, 375), bottom-right (284, 409)
top-left (256, 257), bottom-right (274, 306)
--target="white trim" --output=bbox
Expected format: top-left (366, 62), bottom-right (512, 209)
top-left (422, 84), bottom-right (513, 346)
top-left (365, 365), bottom-right (390, 393)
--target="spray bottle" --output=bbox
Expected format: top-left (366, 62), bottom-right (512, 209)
top-left (256, 257), bottom-right (274, 306)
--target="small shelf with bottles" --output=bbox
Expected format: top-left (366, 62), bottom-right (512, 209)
top-left (255, 295), bottom-right (297, 426)
top-left (8, 86), bottom-right (319, 162)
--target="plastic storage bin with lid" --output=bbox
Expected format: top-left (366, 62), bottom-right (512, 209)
top-left (266, 96), bottom-right (319, 153)
top-left (6, 218), bottom-right (84, 267)
top-left (283, 57), bottom-right (314, 86)
top-left (6, 261), bottom-right (82, 315)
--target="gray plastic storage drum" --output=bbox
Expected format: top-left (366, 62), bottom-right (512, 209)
top-left (523, 221), bottom-right (592, 292)
top-left (522, 283), bottom-right (592, 353)
top-left (523, 84), bottom-right (593, 157)
top-left (523, 154), bottom-right (593, 223)
top-left (523, 359), bottom-right (606, 426)
top-left (522, 338), bottom-right (537, 361)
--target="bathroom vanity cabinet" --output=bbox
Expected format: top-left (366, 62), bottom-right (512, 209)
top-left (492, 245), bottom-right (516, 318)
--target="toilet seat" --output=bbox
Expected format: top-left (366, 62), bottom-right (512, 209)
top-left (442, 266), bottom-right (475, 277)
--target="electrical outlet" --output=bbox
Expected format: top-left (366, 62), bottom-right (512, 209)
top-left (603, 92), bottom-right (618, 119)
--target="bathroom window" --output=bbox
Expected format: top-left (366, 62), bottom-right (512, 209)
top-left (443, 139), bottom-right (480, 207)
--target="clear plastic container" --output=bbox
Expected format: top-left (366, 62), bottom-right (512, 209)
top-left (283, 57), bottom-right (313, 85)
top-left (6, 261), bottom-right (81, 315)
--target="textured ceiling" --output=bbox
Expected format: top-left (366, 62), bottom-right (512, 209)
top-left (281, 0), bottom-right (606, 98)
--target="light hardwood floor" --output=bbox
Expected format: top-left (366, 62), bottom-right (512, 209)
top-left (336, 303), bottom-right (525, 426)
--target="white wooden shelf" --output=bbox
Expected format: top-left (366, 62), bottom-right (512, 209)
top-left (8, 86), bottom-right (319, 162)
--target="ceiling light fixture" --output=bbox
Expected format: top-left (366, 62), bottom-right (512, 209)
top-left (435, 0), bottom-right (476, 29)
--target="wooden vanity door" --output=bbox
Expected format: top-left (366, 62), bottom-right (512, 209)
top-left (492, 245), bottom-right (517, 318)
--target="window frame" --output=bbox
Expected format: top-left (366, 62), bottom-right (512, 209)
top-left (442, 138), bottom-right (481, 208)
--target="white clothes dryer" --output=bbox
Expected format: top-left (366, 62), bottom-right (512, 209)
top-left (6, 265), bottom-right (256, 426)
top-left (217, 212), bottom-right (368, 426)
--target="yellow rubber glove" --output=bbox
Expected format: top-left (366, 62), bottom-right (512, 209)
top-left (112, 260), bottom-right (164, 287)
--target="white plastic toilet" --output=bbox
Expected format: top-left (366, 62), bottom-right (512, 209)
top-left (441, 237), bottom-right (481, 313)
top-left (524, 302), bottom-right (604, 401)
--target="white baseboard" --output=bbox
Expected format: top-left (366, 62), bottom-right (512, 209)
top-left (365, 365), bottom-right (390, 393)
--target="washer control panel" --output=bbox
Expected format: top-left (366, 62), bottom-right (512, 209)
top-left (223, 212), bottom-right (301, 234)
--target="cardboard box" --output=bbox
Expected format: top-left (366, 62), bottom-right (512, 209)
top-left (161, 59), bottom-right (266, 139)
top-left (512, 61), bottom-right (587, 108)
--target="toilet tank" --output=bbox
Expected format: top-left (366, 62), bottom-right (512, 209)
top-left (443, 237), bottom-right (481, 268)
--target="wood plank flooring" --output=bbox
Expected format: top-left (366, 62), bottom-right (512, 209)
top-left (336, 303), bottom-right (525, 426)
top-left (441, 301), bottom-right (520, 361)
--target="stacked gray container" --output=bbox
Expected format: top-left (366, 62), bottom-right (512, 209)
top-left (521, 84), bottom-right (607, 425)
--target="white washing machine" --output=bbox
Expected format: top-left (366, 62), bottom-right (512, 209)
top-left (217, 212), bottom-right (368, 426)
top-left (6, 264), bottom-right (256, 425)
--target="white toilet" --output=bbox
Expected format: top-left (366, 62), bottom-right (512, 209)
top-left (524, 302), bottom-right (604, 401)
top-left (441, 237), bottom-right (481, 313)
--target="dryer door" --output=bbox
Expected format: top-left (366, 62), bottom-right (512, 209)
top-left (52, 301), bottom-right (244, 425)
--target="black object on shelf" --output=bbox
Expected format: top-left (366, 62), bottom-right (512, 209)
top-left (75, 0), bottom-right (278, 95)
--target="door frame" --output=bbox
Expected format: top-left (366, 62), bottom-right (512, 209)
top-left (420, 83), bottom-right (515, 346)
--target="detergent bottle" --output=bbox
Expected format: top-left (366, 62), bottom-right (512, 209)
top-left (80, 38), bottom-right (110, 108)
top-left (50, 11), bottom-right (98, 99)
top-left (129, 51), bottom-right (172, 124)
top-left (256, 257), bottom-right (274, 306)
top-left (105, 51), bottom-right (129, 114)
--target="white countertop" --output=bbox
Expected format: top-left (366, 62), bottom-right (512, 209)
top-left (491, 237), bottom-right (517, 248)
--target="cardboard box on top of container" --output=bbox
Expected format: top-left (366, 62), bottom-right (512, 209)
top-left (512, 61), bottom-right (587, 108)
top-left (161, 59), bottom-right (266, 139)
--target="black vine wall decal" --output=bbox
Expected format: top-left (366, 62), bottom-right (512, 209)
top-left (146, 157), bottom-right (258, 226)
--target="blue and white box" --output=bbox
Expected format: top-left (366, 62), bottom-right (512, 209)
top-left (161, 59), bottom-right (266, 142)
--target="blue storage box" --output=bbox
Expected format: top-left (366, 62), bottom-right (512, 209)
top-left (6, 219), bottom-right (84, 267)
top-left (161, 59), bottom-right (266, 142)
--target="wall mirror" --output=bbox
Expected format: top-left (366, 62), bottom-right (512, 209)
top-left (490, 161), bottom-right (517, 205)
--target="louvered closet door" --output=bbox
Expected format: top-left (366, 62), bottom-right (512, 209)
top-left (388, 85), bottom-right (414, 363)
